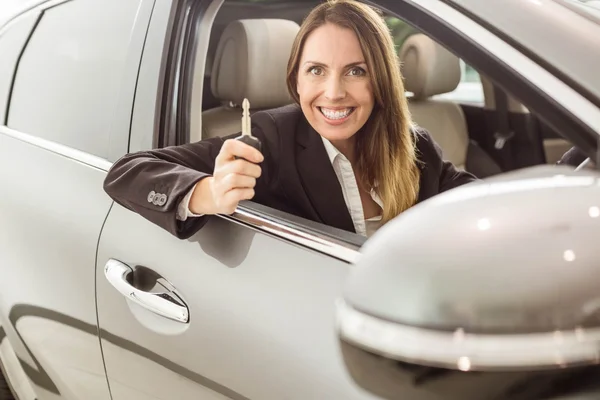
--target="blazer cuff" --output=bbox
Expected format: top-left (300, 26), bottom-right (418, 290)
top-left (176, 182), bottom-right (205, 221)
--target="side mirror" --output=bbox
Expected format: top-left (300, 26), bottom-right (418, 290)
top-left (336, 165), bottom-right (600, 400)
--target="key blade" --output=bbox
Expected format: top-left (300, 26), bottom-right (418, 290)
top-left (241, 98), bottom-right (251, 136)
top-left (235, 98), bottom-right (262, 159)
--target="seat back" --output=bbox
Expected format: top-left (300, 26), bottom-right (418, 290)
top-left (399, 33), bottom-right (468, 169)
top-left (399, 34), bottom-right (501, 177)
top-left (201, 18), bottom-right (300, 139)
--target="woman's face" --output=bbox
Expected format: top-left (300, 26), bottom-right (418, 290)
top-left (296, 23), bottom-right (374, 145)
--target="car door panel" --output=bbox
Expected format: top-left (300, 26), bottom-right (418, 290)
top-left (0, 130), bottom-right (113, 400)
top-left (96, 204), bottom-right (379, 400)
top-left (0, 0), bottom-right (154, 398)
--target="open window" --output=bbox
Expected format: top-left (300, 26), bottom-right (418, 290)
top-left (158, 0), bottom-right (598, 246)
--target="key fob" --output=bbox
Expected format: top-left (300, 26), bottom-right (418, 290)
top-left (234, 134), bottom-right (262, 161)
top-left (236, 133), bottom-right (262, 153)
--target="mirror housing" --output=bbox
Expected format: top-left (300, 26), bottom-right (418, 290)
top-left (336, 166), bottom-right (600, 398)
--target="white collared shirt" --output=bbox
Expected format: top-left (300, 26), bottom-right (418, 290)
top-left (178, 138), bottom-right (385, 237)
top-left (321, 137), bottom-right (384, 237)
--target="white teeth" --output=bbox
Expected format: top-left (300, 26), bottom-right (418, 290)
top-left (320, 108), bottom-right (352, 120)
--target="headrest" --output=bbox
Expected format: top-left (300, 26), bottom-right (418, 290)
top-left (399, 34), bottom-right (461, 100)
top-left (210, 19), bottom-right (300, 109)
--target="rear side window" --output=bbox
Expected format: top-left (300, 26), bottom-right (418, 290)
top-left (6, 0), bottom-right (143, 159)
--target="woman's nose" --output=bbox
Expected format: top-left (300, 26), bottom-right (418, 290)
top-left (324, 76), bottom-right (346, 101)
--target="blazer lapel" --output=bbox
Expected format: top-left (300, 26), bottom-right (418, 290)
top-left (295, 119), bottom-right (356, 233)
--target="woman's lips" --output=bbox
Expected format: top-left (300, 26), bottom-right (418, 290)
top-left (318, 107), bottom-right (356, 125)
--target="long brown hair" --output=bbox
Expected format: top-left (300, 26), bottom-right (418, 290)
top-left (286, 0), bottom-right (420, 224)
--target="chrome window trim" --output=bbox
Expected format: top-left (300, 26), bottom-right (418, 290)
top-left (0, 126), bottom-right (112, 171)
top-left (336, 299), bottom-right (600, 371)
top-left (220, 209), bottom-right (362, 264)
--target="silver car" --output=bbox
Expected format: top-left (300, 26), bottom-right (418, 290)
top-left (1, 0), bottom-right (599, 399)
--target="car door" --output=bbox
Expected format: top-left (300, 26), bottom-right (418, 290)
top-left (96, 205), bottom-right (376, 400)
top-left (0, 0), bottom-right (154, 399)
top-left (94, 0), bottom-right (383, 396)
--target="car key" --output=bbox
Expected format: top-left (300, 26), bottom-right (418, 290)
top-left (234, 98), bottom-right (262, 159)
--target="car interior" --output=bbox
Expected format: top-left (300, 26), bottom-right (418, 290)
top-left (193, 0), bottom-right (579, 182)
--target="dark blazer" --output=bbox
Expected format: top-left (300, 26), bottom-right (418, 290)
top-left (103, 104), bottom-right (477, 239)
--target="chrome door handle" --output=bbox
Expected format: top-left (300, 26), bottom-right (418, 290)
top-left (104, 259), bottom-right (189, 323)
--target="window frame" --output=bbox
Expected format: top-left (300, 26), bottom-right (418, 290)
top-left (155, 0), bottom-right (600, 261)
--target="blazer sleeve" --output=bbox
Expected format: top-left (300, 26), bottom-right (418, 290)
top-left (103, 122), bottom-right (276, 239)
top-left (415, 127), bottom-right (479, 193)
top-left (556, 146), bottom-right (589, 167)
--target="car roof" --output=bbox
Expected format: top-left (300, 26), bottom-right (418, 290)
top-left (447, 0), bottom-right (600, 109)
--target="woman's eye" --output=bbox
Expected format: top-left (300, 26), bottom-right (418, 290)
top-left (348, 67), bottom-right (366, 77)
top-left (309, 66), bottom-right (323, 76)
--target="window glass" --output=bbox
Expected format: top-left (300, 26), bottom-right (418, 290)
top-left (7, 0), bottom-right (143, 158)
top-left (385, 16), bottom-right (483, 104)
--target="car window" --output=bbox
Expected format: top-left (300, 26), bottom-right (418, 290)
top-left (6, 0), bottom-right (143, 159)
top-left (176, 0), bottom-right (592, 244)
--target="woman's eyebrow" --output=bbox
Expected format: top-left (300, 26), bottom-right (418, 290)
top-left (302, 61), bottom-right (366, 67)
top-left (344, 61), bottom-right (367, 68)
top-left (302, 61), bottom-right (326, 67)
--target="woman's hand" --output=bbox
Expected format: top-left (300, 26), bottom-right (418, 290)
top-left (189, 139), bottom-right (263, 215)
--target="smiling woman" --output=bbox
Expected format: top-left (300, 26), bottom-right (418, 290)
top-left (286, 1), bottom-right (422, 228)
